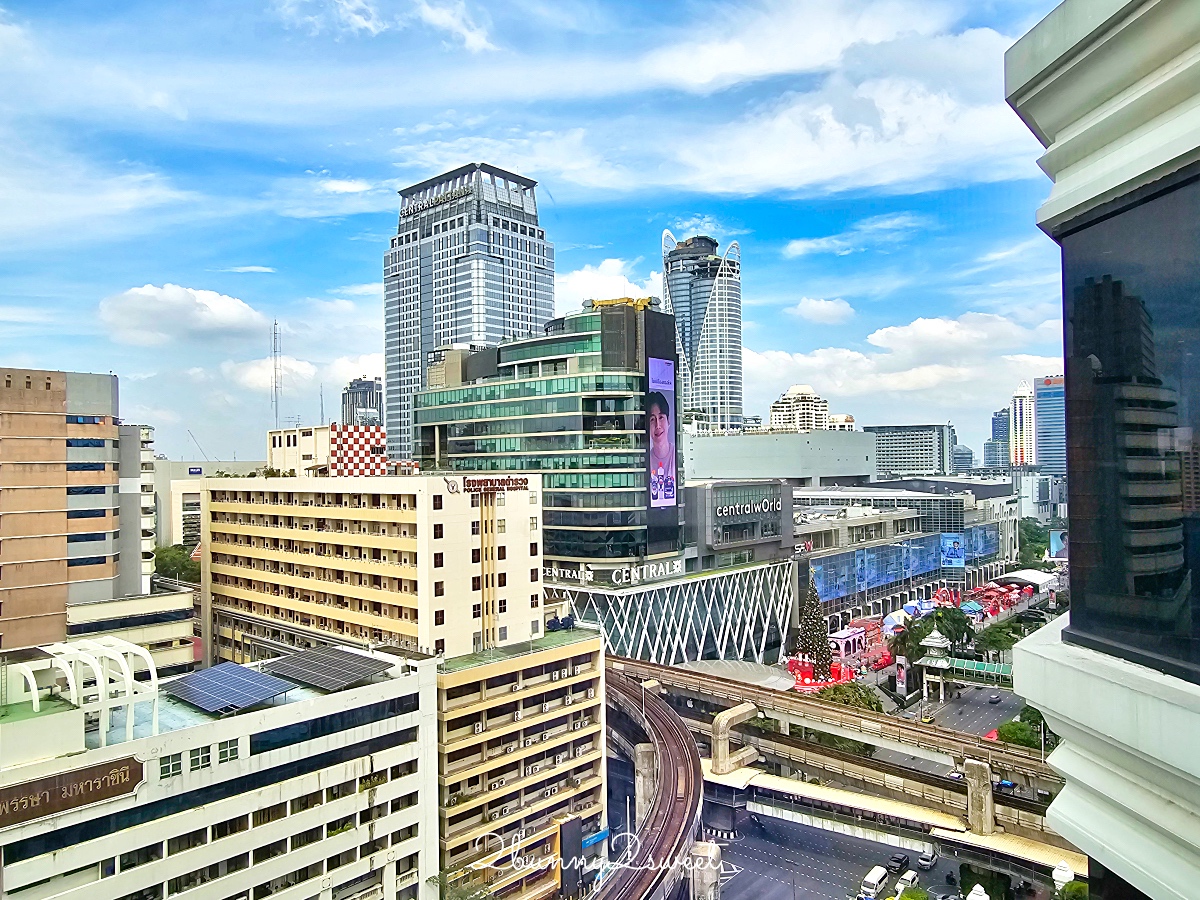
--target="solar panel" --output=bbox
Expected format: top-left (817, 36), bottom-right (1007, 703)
top-left (162, 662), bottom-right (293, 714)
top-left (262, 645), bottom-right (394, 692)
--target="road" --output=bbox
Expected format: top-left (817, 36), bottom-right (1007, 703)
top-left (718, 815), bottom-right (977, 900)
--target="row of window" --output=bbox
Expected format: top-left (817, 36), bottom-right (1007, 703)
top-left (160, 740), bottom-right (240, 778)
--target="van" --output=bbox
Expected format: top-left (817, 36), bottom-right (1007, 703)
top-left (896, 870), bottom-right (920, 892)
top-left (860, 866), bottom-right (889, 897)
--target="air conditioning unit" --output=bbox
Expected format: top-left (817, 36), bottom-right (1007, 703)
top-left (490, 812), bottom-right (501, 822)
top-left (473, 722), bottom-right (484, 735)
top-left (572, 722), bottom-right (582, 731)
top-left (550, 671), bottom-right (560, 682)
top-left (531, 764), bottom-right (541, 774)
top-left (543, 845), bottom-right (553, 856)
top-left (581, 717), bottom-right (590, 726)
top-left (541, 733), bottom-right (551, 742)
top-left (511, 684), bottom-right (520, 693)
top-left (543, 789), bottom-right (552, 799)
top-left (502, 806), bottom-right (511, 816)
top-left (586, 688), bottom-right (595, 700)
top-left (525, 766), bottom-right (535, 777)
top-left (541, 702), bottom-right (550, 713)
top-left (574, 666), bottom-right (583, 676)
top-left (497, 778), bottom-right (506, 787)
top-left (515, 710), bottom-right (523, 721)
top-left (550, 786), bottom-right (558, 795)
top-left (490, 781), bottom-right (501, 791)
top-left (524, 738), bottom-right (535, 748)
top-left (506, 746), bottom-right (516, 755)
top-left (560, 669), bottom-right (568, 679)
top-left (564, 694), bottom-right (574, 705)
top-left (574, 747), bottom-right (585, 758)
top-left (572, 777), bottom-right (583, 787)
top-left (555, 753), bottom-right (566, 764)
top-left (448, 795), bottom-right (459, 806)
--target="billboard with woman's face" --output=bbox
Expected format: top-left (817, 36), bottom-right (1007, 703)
top-left (647, 357), bottom-right (676, 509)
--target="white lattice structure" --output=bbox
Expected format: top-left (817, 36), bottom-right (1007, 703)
top-left (329, 422), bottom-right (388, 475)
top-left (553, 560), bottom-right (794, 665)
top-left (662, 231), bottom-right (743, 433)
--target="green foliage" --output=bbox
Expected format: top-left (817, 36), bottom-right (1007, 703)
top-left (959, 863), bottom-right (1011, 900)
top-left (153, 544), bottom-right (200, 584)
top-left (429, 872), bottom-right (491, 900)
top-left (1018, 704), bottom-right (1045, 728)
top-left (997, 720), bottom-right (1040, 749)
top-left (888, 606), bottom-right (975, 667)
top-left (816, 681), bottom-right (884, 714)
top-left (973, 619), bottom-right (1024, 654)
top-left (795, 575), bottom-right (833, 680)
top-left (1058, 881), bottom-right (1088, 899)
top-left (900, 889), bottom-right (930, 900)
top-left (1019, 517), bottom-right (1049, 566)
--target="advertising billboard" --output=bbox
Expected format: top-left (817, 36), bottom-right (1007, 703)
top-left (940, 533), bottom-right (966, 569)
top-left (895, 656), bottom-right (908, 695)
top-left (966, 523), bottom-right (1000, 561)
top-left (647, 357), bottom-right (677, 509)
top-left (1049, 529), bottom-right (1069, 559)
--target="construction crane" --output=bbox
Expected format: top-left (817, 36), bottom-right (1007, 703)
top-left (584, 296), bottom-right (659, 311)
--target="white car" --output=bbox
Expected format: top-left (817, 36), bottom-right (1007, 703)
top-left (896, 870), bottom-right (920, 892)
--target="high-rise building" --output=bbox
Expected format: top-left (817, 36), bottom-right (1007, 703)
top-left (861, 424), bottom-right (956, 476)
top-left (341, 375), bottom-right (383, 426)
top-left (768, 384), bottom-right (829, 431)
top-left (661, 232), bottom-right (742, 432)
top-left (950, 443), bottom-right (975, 473)
top-left (828, 413), bottom-right (856, 431)
top-left (117, 423), bottom-right (157, 597)
top-left (982, 407), bottom-right (1011, 468)
top-left (991, 407), bottom-right (1011, 445)
top-left (1009, 3), bottom-right (1200, 894)
top-left (1034, 374), bottom-right (1067, 475)
top-left (414, 298), bottom-right (683, 587)
top-left (267, 423), bottom-right (389, 476)
top-left (384, 163), bottom-right (555, 460)
top-left (1009, 381), bottom-right (1036, 467)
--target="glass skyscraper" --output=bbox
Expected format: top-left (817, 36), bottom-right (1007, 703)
top-left (661, 232), bottom-right (742, 432)
top-left (1034, 374), bottom-right (1066, 475)
top-left (383, 163), bottom-right (554, 459)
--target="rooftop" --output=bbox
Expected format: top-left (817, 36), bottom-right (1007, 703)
top-left (440, 627), bottom-right (599, 674)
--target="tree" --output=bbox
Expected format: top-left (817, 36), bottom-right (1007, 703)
top-left (429, 873), bottom-right (491, 900)
top-left (997, 720), bottom-right (1040, 749)
top-left (816, 681), bottom-right (884, 714)
top-left (1019, 517), bottom-right (1052, 567)
top-left (794, 574), bottom-right (833, 680)
top-left (154, 544), bottom-right (200, 584)
top-left (900, 889), bottom-right (930, 900)
top-left (1058, 881), bottom-right (1088, 899)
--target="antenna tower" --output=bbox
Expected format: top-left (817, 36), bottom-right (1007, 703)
top-left (271, 320), bottom-right (282, 429)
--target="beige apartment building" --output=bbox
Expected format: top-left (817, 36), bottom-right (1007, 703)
top-left (0, 369), bottom-right (121, 648)
top-left (201, 473), bottom-right (606, 898)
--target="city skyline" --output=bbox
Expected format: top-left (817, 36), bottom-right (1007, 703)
top-left (0, 0), bottom-right (1063, 459)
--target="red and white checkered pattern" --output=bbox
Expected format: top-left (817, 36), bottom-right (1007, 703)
top-left (330, 423), bottom-right (389, 476)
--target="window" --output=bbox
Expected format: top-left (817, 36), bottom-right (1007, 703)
top-left (434, 581), bottom-right (444, 597)
top-left (433, 552), bottom-right (444, 568)
top-left (212, 814), bottom-right (248, 840)
top-left (471, 521), bottom-right (480, 535)
top-left (498, 598), bottom-right (507, 613)
top-left (529, 517), bottom-right (538, 531)
top-left (218, 739), bottom-right (238, 764)
top-left (249, 701), bottom-right (418, 755)
top-left (531, 568), bottom-right (539, 582)
top-left (434, 523), bottom-right (443, 539)
top-left (66, 438), bottom-right (105, 448)
top-left (68, 556), bottom-right (107, 567)
top-left (496, 493), bottom-right (505, 506)
top-left (189, 746), bottom-right (211, 771)
top-left (252, 802), bottom-right (286, 828)
top-left (434, 610), bottom-right (445, 626)
top-left (433, 494), bottom-right (443, 510)
top-left (471, 576), bottom-right (481, 591)
top-left (472, 548), bottom-right (481, 563)
top-left (472, 603), bottom-right (481, 619)
top-left (498, 626), bottom-right (508, 641)
top-left (120, 843), bottom-right (162, 871)
top-left (168, 828), bottom-right (206, 855)
top-left (498, 573), bottom-right (507, 587)
top-left (531, 620), bottom-right (540, 636)
top-left (531, 594), bottom-right (539, 608)
top-left (530, 543), bottom-right (539, 556)
top-left (67, 509), bottom-right (106, 519)
top-left (159, 754), bottom-right (182, 779)
top-left (67, 532), bottom-right (106, 543)
top-left (435, 638), bottom-right (445, 655)
top-left (67, 485), bottom-right (105, 495)
top-left (471, 493), bottom-right (481, 508)
top-left (497, 546), bottom-right (507, 560)
top-left (497, 519), bottom-right (506, 534)
top-left (530, 492), bottom-right (538, 504)
top-left (66, 462), bottom-right (105, 472)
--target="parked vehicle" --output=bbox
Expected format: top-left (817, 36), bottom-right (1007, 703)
top-left (988, 694), bottom-right (1002, 704)
top-left (917, 850), bottom-right (938, 869)
top-left (860, 865), bottom-right (890, 897)
top-left (886, 853), bottom-right (910, 874)
top-left (896, 870), bottom-right (920, 891)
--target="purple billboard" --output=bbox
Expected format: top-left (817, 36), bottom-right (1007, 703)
top-left (647, 357), bottom-right (677, 509)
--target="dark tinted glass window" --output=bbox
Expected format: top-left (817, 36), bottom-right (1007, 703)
top-left (1060, 170), bottom-right (1200, 683)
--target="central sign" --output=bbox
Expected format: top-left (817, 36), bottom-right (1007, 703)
top-left (0, 757), bottom-right (143, 830)
top-left (714, 496), bottom-right (782, 519)
top-left (404, 185), bottom-right (472, 215)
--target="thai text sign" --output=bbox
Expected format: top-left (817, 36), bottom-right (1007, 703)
top-left (0, 758), bottom-right (143, 828)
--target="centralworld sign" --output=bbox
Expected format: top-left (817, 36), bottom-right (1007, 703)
top-left (0, 757), bottom-right (143, 829)
top-left (714, 496), bottom-right (782, 519)
top-left (403, 185), bottom-right (472, 215)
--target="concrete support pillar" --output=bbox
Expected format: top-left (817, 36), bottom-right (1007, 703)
top-left (689, 842), bottom-right (722, 900)
top-left (634, 742), bottom-right (656, 829)
top-left (964, 758), bottom-right (996, 835)
top-left (711, 702), bottom-right (760, 775)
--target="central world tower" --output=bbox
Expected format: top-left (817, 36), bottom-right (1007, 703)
top-left (384, 163), bottom-right (555, 459)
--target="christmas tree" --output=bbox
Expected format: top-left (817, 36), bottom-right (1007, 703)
top-left (795, 573), bottom-right (833, 681)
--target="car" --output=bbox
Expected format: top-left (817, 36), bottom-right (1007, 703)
top-left (929, 890), bottom-right (964, 900)
top-left (996, 779), bottom-right (1016, 791)
top-left (885, 852), bottom-right (910, 874)
top-left (988, 693), bottom-right (1002, 704)
top-left (947, 771), bottom-right (964, 780)
top-left (974, 684), bottom-right (984, 690)
top-left (896, 871), bottom-right (920, 891)
top-left (920, 714), bottom-right (936, 724)
top-left (917, 850), bottom-right (938, 870)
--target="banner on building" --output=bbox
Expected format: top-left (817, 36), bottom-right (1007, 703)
top-left (940, 533), bottom-right (966, 569)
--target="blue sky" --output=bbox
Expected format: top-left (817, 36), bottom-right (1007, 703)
top-left (0, 0), bottom-right (1063, 460)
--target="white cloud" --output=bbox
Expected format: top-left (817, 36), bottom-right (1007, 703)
top-left (325, 353), bottom-right (384, 385)
top-left (331, 282), bottom-right (384, 297)
top-left (318, 178), bottom-right (372, 193)
top-left (215, 265), bottom-right (276, 273)
top-left (413, 0), bottom-right (494, 52)
top-left (273, 0), bottom-right (392, 36)
top-left (787, 297), bottom-right (855, 324)
top-left (670, 214), bottom-right (748, 240)
top-left (220, 355), bottom-right (318, 393)
top-left (783, 213), bottom-right (925, 258)
top-left (554, 259), bottom-right (662, 316)
top-left (99, 284), bottom-right (268, 346)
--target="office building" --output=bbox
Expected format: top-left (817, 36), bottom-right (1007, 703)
top-left (661, 233), bottom-right (742, 432)
top-left (0, 636), bottom-right (440, 900)
top-left (414, 298), bottom-right (683, 588)
top-left (861, 424), bottom-right (956, 477)
top-left (768, 384), bottom-right (829, 431)
top-left (117, 424), bottom-right (156, 597)
top-left (1007, 2), bottom-right (1200, 895)
top-left (152, 459), bottom-right (266, 549)
top-left (267, 423), bottom-right (388, 476)
top-left (200, 475), bottom-right (606, 897)
top-left (982, 407), bottom-right (1011, 469)
top-left (950, 444), bottom-right (975, 473)
top-left (828, 413), bottom-right (856, 431)
top-left (681, 430), bottom-right (876, 484)
top-left (384, 163), bottom-right (555, 460)
top-left (1010, 381), bottom-right (1036, 468)
top-left (1034, 375), bottom-right (1067, 475)
top-left (342, 375), bottom-right (384, 426)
